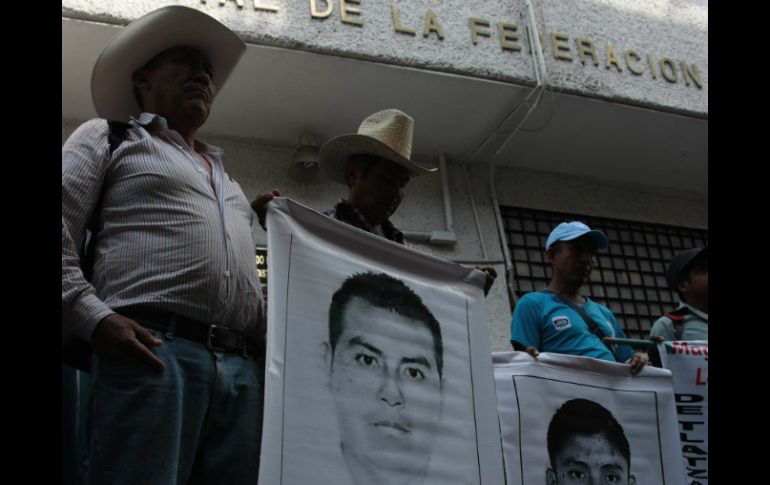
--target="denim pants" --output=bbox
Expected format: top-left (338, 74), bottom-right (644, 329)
top-left (87, 329), bottom-right (264, 485)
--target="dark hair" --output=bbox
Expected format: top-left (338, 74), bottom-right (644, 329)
top-left (131, 48), bottom-right (171, 112)
top-left (547, 398), bottom-right (631, 468)
top-left (548, 241), bottom-right (564, 254)
top-left (329, 271), bottom-right (443, 379)
top-left (132, 86), bottom-right (145, 111)
top-left (548, 236), bottom-right (600, 256)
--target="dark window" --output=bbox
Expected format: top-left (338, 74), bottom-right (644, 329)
top-left (502, 206), bottom-right (708, 340)
top-left (256, 246), bottom-right (268, 292)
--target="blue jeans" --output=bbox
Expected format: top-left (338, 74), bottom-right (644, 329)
top-left (87, 329), bottom-right (263, 485)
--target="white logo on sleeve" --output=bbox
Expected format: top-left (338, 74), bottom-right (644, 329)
top-left (552, 316), bottom-right (571, 330)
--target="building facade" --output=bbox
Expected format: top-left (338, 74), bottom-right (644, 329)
top-left (62, 0), bottom-right (708, 351)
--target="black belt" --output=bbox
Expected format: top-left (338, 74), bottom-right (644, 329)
top-left (118, 307), bottom-right (260, 358)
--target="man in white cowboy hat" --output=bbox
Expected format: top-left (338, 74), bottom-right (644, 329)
top-left (319, 108), bottom-right (497, 294)
top-left (62, 6), bottom-right (268, 484)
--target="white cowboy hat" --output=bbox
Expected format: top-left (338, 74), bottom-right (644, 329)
top-left (91, 5), bottom-right (246, 120)
top-left (319, 109), bottom-right (437, 184)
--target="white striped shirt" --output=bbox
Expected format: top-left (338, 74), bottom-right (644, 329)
top-left (62, 113), bottom-right (264, 342)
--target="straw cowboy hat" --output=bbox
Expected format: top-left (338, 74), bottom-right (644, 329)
top-left (319, 109), bottom-right (437, 184)
top-left (91, 5), bottom-right (246, 120)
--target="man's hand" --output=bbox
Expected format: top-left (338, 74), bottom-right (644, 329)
top-left (91, 314), bottom-right (166, 371)
top-left (524, 346), bottom-right (540, 359)
top-left (475, 265), bottom-right (498, 297)
top-left (250, 189), bottom-right (281, 230)
top-left (626, 353), bottom-right (647, 375)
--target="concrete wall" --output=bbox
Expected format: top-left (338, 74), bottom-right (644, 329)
top-left (62, 0), bottom-right (707, 116)
top-left (63, 119), bottom-right (707, 351)
top-left (532, 0), bottom-right (707, 116)
top-left (491, 165), bottom-right (708, 229)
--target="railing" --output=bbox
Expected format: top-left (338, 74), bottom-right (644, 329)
top-left (603, 336), bottom-right (664, 368)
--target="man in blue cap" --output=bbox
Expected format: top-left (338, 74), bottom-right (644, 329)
top-left (649, 248), bottom-right (708, 341)
top-left (510, 221), bottom-right (646, 374)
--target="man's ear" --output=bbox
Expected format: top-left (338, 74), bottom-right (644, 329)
top-left (321, 341), bottom-right (333, 389)
top-left (546, 468), bottom-right (557, 485)
top-left (545, 247), bottom-right (556, 264)
top-left (628, 474), bottom-right (636, 485)
top-left (132, 69), bottom-right (150, 92)
top-left (322, 341), bottom-right (332, 367)
top-left (345, 159), bottom-right (360, 188)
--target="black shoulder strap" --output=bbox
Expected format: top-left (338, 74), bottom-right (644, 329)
top-left (542, 289), bottom-right (619, 359)
top-left (65, 121), bottom-right (131, 372)
top-left (80, 120), bottom-right (131, 281)
top-left (107, 120), bottom-right (131, 156)
top-left (664, 308), bottom-right (689, 341)
top-left (664, 314), bottom-right (685, 341)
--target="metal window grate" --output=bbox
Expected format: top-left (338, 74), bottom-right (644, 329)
top-left (501, 206), bottom-right (708, 340)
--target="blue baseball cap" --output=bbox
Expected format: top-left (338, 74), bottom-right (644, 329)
top-left (545, 221), bottom-right (609, 251)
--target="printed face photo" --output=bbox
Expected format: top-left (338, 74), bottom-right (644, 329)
top-left (497, 373), bottom-right (666, 485)
top-left (271, 229), bottom-right (487, 485)
top-left (327, 273), bottom-right (444, 485)
top-left (546, 399), bottom-right (635, 485)
top-left (546, 399), bottom-right (636, 485)
top-left (547, 433), bottom-right (634, 485)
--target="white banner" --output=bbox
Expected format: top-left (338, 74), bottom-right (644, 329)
top-left (259, 198), bottom-right (505, 485)
top-left (493, 351), bottom-right (688, 485)
top-left (658, 341), bottom-right (708, 485)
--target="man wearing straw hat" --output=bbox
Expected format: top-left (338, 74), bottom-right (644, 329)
top-left (318, 109), bottom-right (497, 295)
top-left (62, 6), bottom-right (267, 483)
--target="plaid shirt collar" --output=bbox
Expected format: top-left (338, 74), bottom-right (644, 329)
top-left (324, 199), bottom-right (405, 245)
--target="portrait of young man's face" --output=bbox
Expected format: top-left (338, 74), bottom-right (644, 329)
top-left (261, 199), bottom-right (504, 485)
top-left (328, 295), bottom-right (443, 485)
top-left (546, 431), bottom-right (636, 485)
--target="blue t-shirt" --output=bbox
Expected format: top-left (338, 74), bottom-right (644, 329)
top-left (510, 291), bottom-right (634, 363)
